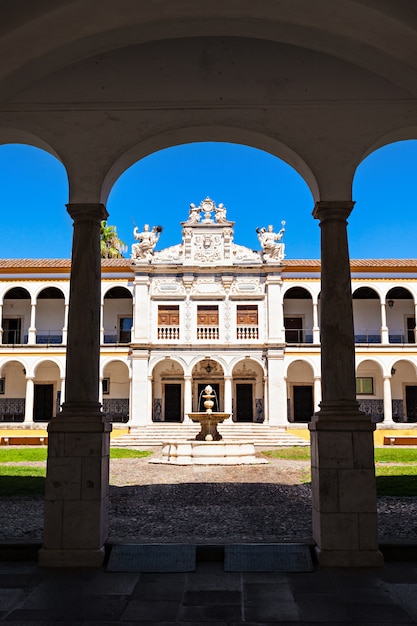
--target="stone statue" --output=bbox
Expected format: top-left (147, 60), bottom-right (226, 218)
top-left (131, 223), bottom-right (162, 262)
top-left (215, 203), bottom-right (227, 223)
top-left (256, 221), bottom-right (286, 262)
top-left (187, 203), bottom-right (201, 223)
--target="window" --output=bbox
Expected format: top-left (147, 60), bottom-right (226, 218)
top-left (0, 378), bottom-right (4, 394)
top-left (118, 317), bottom-right (133, 343)
top-left (158, 305), bottom-right (180, 339)
top-left (356, 377), bottom-right (374, 395)
top-left (197, 305), bottom-right (219, 339)
top-left (236, 305), bottom-right (258, 339)
top-left (102, 378), bottom-right (110, 394)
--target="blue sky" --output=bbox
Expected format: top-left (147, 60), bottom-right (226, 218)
top-left (0, 140), bottom-right (416, 259)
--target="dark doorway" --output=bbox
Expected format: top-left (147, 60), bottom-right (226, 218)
top-left (34, 384), bottom-right (54, 421)
top-left (236, 384), bottom-right (253, 422)
top-left (198, 383), bottom-right (220, 412)
top-left (293, 385), bottom-right (313, 422)
top-left (164, 384), bottom-right (182, 422)
top-left (405, 385), bottom-right (417, 422)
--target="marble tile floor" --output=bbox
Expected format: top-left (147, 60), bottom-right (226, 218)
top-left (1, 557), bottom-right (417, 624)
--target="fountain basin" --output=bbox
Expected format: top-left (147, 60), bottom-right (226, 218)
top-left (151, 440), bottom-right (268, 465)
top-left (188, 412), bottom-right (230, 441)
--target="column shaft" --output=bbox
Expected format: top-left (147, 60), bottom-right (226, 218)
top-left (24, 377), bottom-right (34, 424)
top-left (309, 201), bottom-right (382, 568)
top-left (40, 203), bottom-right (111, 568)
top-left (383, 376), bottom-right (394, 425)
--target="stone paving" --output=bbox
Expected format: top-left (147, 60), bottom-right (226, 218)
top-left (1, 555), bottom-right (417, 624)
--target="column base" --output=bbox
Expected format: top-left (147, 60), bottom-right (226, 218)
top-left (315, 547), bottom-right (384, 568)
top-left (39, 547), bottom-right (105, 568)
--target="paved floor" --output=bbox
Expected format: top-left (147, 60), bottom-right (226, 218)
top-left (1, 552), bottom-right (417, 624)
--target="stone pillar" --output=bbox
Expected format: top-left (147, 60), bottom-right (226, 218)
top-left (312, 301), bottom-right (320, 344)
top-left (60, 377), bottom-right (66, 406)
top-left (380, 302), bottom-right (389, 344)
top-left (100, 302), bottom-right (104, 345)
top-left (147, 375), bottom-right (153, 423)
top-left (383, 376), bottom-right (394, 425)
top-left (28, 301), bottom-right (37, 344)
top-left (184, 375), bottom-right (192, 422)
top-left (62, 302), bottom-right (69, 345)
top-left (267, 349), bottom-right (287, 425)
top-left (129, 349), bottom-right (149, 426)
top-left (39, 203), bottom-right (111, 568)
top-left (313, 376), bottom-right (322, 414)
top-left (224, 375), bottom-right (233, 416)
top-left (414, 302), bottom-right (417, 343)
top-left (24, 377), bottom-right (34, 424)
top-left (0, 302), bottom-right (3, 343)
top-left (309, 201), bottom-right (383, 568)
top-left (267, 276), bottom-right (285, 343)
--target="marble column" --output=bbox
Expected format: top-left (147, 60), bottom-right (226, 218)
top-left (184, 375), bottom-right (192, 422)
top-left (62, 302), bottom-right (69, 345)
top-left (24, 377), bottom-right (34, 424)
top-left (267, 349), bottom-right (287, 425)
top-left (383, 376), bottom-right (394, 425)
top-left (312, 301), bottom-right (320, 344)
top-left (309, 201), bottom-right (382, 567)
top-left (28, 301), bottom-right (36, 344)
top-left (313, 376), bottom-right (322, 414)
top-left (39, 203), bottom-right (111, 568)
top-left (224, 375), bottom-right (233, 416)
top-left (380, 302), bottom-right (389, 344)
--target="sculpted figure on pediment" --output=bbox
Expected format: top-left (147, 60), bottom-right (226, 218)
top-left (256, 221), bottom-right (286, 263)
top-left (131, 223), bottom-right (162, 262)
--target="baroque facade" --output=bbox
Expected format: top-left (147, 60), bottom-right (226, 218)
top-left (1, 198), bottom-right (416, 431)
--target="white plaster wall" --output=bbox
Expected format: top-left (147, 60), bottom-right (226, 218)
top-left (36, 301), bottom-right (65, 333)
top-left (353, 300), bottom-right (381, 334)
top-left (102, 361), bottom-right (129, 398)
top-left (386, 301), bottom-right (415, 335)
top-left (103, 298), bottom-right (133, 335)
top-left (356, 361), bottom-right (383, 399)
top-left (1, 362), bottom-right (26, 397)
top-left (2, 299), bottom-right (31, 335)
top-left (283, 299), bottom-right (313, 332)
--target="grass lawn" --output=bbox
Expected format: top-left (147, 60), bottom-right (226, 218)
top-left (0, 447), bottom-right (152, 463)
top-left (263, 446), bottom-right (417, 464)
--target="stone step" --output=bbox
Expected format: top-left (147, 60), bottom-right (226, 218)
top-left (111, 424), bottom-right (310, 447)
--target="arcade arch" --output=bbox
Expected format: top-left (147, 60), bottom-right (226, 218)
top-left (286, 360), bottom-right (315, 423)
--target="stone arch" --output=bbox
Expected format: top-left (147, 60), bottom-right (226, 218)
top-left (357, 129), bottom-right (417, 168)
top-left (0, 358), bottom-right (27, 423)
top-left (355, 358), bottom-right (384, 423)
top-left (101, 129), bottom-right (319, 205)
top-left (390, 358), bottom-right (417, 423)
top-left (101, 359), bottom-right (130, 424)
top-left (191, 358), bottom-right (225, 413)
top-left (385, 286), bottom-right (415, 344)
top-left (231, 358), bottom-right (265, 423)
top-left (103, 286), bottom-right (133, 344)
top-left (32, 359), bottom-right (62, 422)
top-left (286, 359), bottom-right (315, 423)
top-left (35, 287), bottom-right (66, 345)
top-left (283, 287), bottom-right (315, 344)
top-left (152, 357), bottom-right (185, 422)
top-left (0, 129), bottom-right (63, 162)
top-left (1, 287), bottom-right (31, 345)
top-left (352, 286), bottom-right (381, 344)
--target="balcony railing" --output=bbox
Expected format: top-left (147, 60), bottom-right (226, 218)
top-left (197, 326), bottom-right (219, 340)
top-left (284, 328), bottom-right (313, 344)
top-left (2, 330), bottom-right (27, 345)
top-left (237, 325), bottom-right (259, 340)
top-left (354, 329), bottom-right (381, 344)
top-left (158, 326), bottom-right (180, 340)
top-left (36, 330), bottom-right (63, 344)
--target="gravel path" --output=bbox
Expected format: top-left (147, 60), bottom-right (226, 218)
top-left (1, 455), bottom-right (417, 544)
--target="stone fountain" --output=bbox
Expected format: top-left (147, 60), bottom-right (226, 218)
top-left (154, 385), bottom-right (267, 465)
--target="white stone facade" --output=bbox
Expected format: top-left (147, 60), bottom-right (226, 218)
top-left (1, 204), bottom-right (416, 432)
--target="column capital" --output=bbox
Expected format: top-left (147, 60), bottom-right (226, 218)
top-left (66, 203), bottom-right (108, 223)
top-left (313, 200), bottom-right (355, 223)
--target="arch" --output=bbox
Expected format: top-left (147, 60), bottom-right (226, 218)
top-left (352, 286), bottom-right (380, 300)
top-left (285, 357), bottom-right (316, 379)
top-left (101, 130), bottom-right (319, 204)
top-left (0, 357), bottom-right (28, 377)
top-left (36, 286), bottom-right (66, 301)
top-left (355, 356), bottom-right (384, 375)
top-left (32, 357), bottom-right (65, 379)
top-left (286, 358), bottom-right (315, 423)
top-left (357, 129), bottom-right (417, 168)
top-left (149, 355), bottom-right (187, 375)
top-left (0, 129), bottom-right (63, 162)
top-left (386, 286), bottom-right (415, 302)
top-left (100, 357), bottom-right (130, 378)
top-left (2, 286), bottom-right (31, 300)
top-left (102, 285), bottom-right (133, 300)
top-left (283, 286), bottom-right (314, 299)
